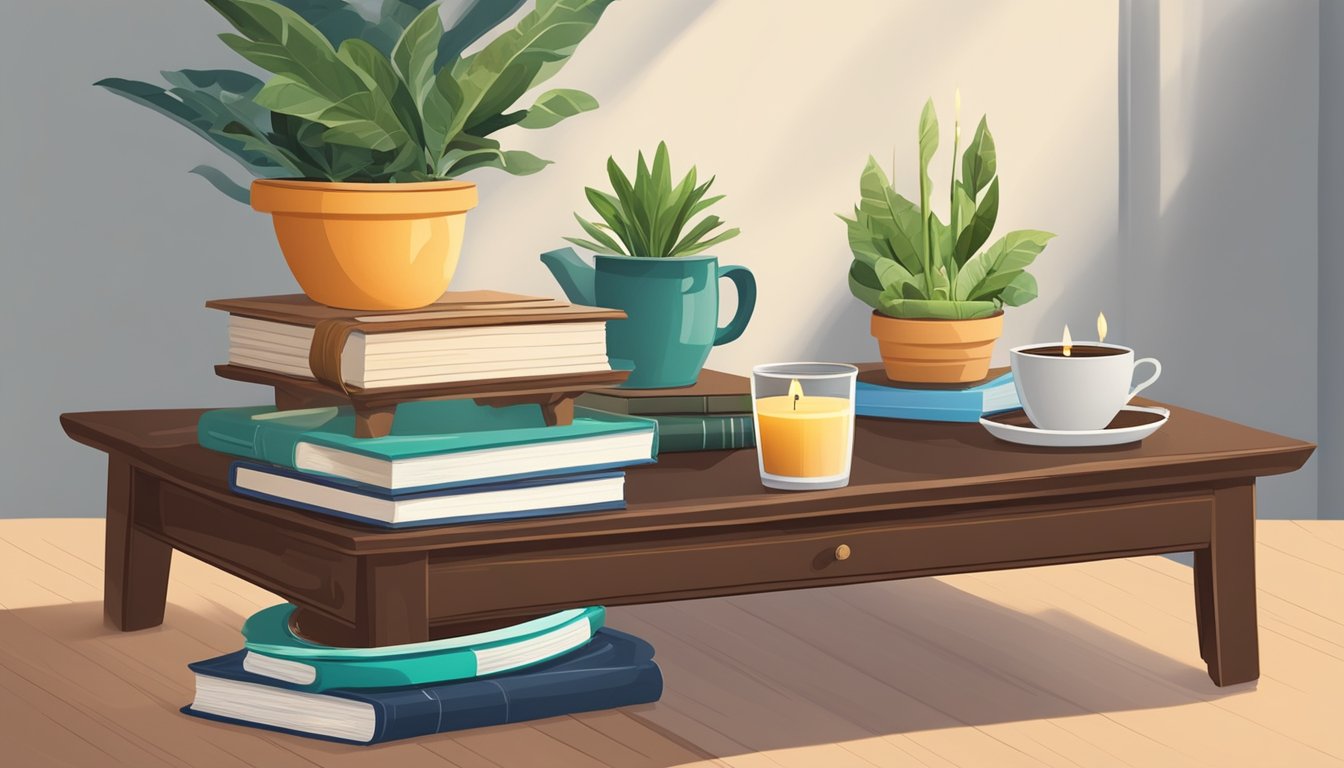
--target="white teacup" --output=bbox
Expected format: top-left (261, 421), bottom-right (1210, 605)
top-left (1010, 343), bottom-right (1161, 431)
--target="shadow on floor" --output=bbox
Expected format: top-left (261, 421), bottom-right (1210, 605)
top-left (1, 574), bottom-right (1235, 766)
top-left (609, 575), bottom-right (1236, 758)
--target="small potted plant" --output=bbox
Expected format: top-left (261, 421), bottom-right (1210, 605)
top-left (98, 0), bottom-right (615, 310)
top-left (841, 94), bottom-right (1055, 383)
top-left (541, 142), bottom-right (756, 388)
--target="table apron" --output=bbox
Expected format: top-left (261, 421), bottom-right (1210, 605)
top-left (423, 492), bottom-right (1216, 627)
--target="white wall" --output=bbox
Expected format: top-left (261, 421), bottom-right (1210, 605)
top-left (1123, 0), bottom-right (1320, 519)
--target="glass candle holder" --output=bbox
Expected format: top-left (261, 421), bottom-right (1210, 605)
top-left (751, 362), bottom-right (858, 490)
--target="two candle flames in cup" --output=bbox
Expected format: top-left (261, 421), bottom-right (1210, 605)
top-left (1061, 312), bottom-right (1108, 356)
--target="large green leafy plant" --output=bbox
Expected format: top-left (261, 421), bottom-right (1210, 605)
top-left (97, 0), bottom-right (615, 203)
top-left (842, 97), bottom-right (1055, 320)
top-left (566, 142), bottom-right (739, 258)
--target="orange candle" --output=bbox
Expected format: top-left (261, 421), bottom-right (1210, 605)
top-left (756, 379), bottom-right (852, 478)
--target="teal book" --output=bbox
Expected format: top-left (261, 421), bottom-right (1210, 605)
top-left (197, 400), bottom-right (657, 492)
top-left (241, 604), bottom-right (606, 692)
top-left (576, 407), bottom-right (753, 452)
top-left (855, 367), bottom-right (1019, 423)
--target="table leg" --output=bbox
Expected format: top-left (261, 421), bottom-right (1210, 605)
top-left (104, 458), bottom-right (172, 631)
top-left (1193, 483), bottom-right (1260, 685)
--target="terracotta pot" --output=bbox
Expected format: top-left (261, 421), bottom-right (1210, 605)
top-left (870, 310), bottom-right (1005, 384)
top-left (251, 179), bottom-right (479, 310)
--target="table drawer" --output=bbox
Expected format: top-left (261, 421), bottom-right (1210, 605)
top-left (428, 494), bottom-right (1213, 621)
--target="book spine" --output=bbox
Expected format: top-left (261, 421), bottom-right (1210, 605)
top-left (197, 408), bottom-right (304, 468)
top-left (651, 414), bottom-right (755, 452)
top-left (373, 660), bottom-right (664, 743)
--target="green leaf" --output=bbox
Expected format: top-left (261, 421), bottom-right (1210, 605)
top-left (189, 164), bottom-right (253, 203)
top-left (953, 229), bottom-right (1055, 301)
top-left (96, 74), bottom-right (292, 176)
top-left (1000, 270), bottom-right (1038, 306)
top-left (454, 0), bottom-right (616, 135)
top-left (273, 0), bottom-right (438, 55)
top-left (674, 227), bottom-right (739, 258)
top-left (954, 176), bottom-right (998, 265)
top-left (918, 99), bottom-right (939, 182)
top-left (517, 88), bottom-right (599, 129)
top-left (857, 157), bottom-right (925, 275)
top-left (437, 0), bottom-right (527, 65)
top-left (849, 262), bottom-right (885, 309)
top-left (392, 2), bottom-right (444, 107)
top-left (961, 116), bottom-right (996, 198)
top-left (570, 214), bottom-right (627, 255)
top-left (952, 181), bottom-right (975, 244)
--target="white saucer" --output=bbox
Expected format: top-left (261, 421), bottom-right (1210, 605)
top-left (979, 405), bottom-right (1170, 448)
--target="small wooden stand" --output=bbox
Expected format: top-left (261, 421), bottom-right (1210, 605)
top-left (214, 364), bottom-right (629, 438)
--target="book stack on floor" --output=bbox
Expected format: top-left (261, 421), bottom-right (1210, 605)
top-left (855, 363), bottom-right (1020, 422)
top-left (185, 603), bottom-right (662, 744)
top-left (199, 291), bottom-right (660, 528)
top-left (576, 369), bottom-right (755, 452)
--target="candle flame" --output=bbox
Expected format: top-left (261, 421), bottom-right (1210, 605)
top-left (1097, 312), bottom-right (1108, 344)
top-left (788, 378), bottom-right (804, 411)
top-left (1062, 325), bottom-right (1073, 356)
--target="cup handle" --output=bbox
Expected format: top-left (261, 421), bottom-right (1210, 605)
top-left (1127, 358), bottom-right (1162, 402)
top-left (713, 265), bottom-right (756, 346)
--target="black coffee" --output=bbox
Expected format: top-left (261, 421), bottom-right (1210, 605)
top-left (1019, 344), bottom-right (1125, 358)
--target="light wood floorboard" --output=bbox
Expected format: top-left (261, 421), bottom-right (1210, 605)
top-left (0, 518), bottom-right (1340, 767)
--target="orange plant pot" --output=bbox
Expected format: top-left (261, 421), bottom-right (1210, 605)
top-left (251, 179), bottom-right (479, 311)
top-left (870, 310), bottom-right (1005, 384)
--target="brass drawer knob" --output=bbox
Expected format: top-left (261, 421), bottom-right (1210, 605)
top-left (835, 544), bottom-right (852, 561)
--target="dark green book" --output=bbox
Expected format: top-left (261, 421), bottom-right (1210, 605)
top-left (577, 407), bottom-right (753, 452)
top-left (576, 369), bottom-right (751, 416)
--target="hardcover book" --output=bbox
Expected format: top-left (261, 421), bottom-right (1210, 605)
top-left (242, 604), bottom-right (605, 691)
top-left (207, 291), bottom-right (625, 390)
top-left (229, 462), bottom-right (627, 528)
top-left (183, 628), bottom-right (662, 745)
top-left (855, 364), bottom-right (1019, 422)
top-left (198, 400), bottom-right (657, 492)
top-left (576, 407), bottom-right (753, 452)
top-left (577, 369), bottom-right (752, 416)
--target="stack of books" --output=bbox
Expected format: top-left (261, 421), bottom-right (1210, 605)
top-left (184, 603), bottom-right (662, 744)
top-left (198, 400), bottom-right (657, 527)
top-left (855, 363), bottom-right (1020, 422)
top-left (576, 369), bottom-right (756, 452)
top-left (200, 290), bottom-right (660, 527)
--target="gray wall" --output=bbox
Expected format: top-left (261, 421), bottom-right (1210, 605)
top-left (0, 0), bottom-right (1324, 520)
top-left (1123, 0), bottom-right (1321, 519)
top-left (1321, 0), bottom-right (1344, 520)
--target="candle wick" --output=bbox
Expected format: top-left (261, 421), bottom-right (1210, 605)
top-left (793, 394), bottom-right (799, 411)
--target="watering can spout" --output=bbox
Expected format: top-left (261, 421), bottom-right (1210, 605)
top-left (540, 247), bottom-right (598, 306)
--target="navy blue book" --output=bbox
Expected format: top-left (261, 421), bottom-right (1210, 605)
top-left (229, 461), bottom-right (626, 528)
top-left (183, 628), bottom-right (662, 744)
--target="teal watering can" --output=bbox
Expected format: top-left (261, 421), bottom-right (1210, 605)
top-left (540, 249), bottom-right (756, 389)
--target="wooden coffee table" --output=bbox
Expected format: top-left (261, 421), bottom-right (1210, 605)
top-left (61, 403), bottom-right (1313, 686)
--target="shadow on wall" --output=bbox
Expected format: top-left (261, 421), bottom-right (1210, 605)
top-left (1128, 1), bottom-right (1319, 518)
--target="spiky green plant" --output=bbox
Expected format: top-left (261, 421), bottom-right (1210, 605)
top-left (842, 96), bottom-right (1055, 320)
top-left (566, 142), bottom-right (740, 259)
top-left (96, 0), bottom-right (615, 203)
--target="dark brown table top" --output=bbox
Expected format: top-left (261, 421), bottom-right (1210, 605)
top-left (61, 403), bottom-right (1314, 553)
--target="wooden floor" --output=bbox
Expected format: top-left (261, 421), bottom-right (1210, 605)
top-left (0, 520), bottom-right (1340, 768)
